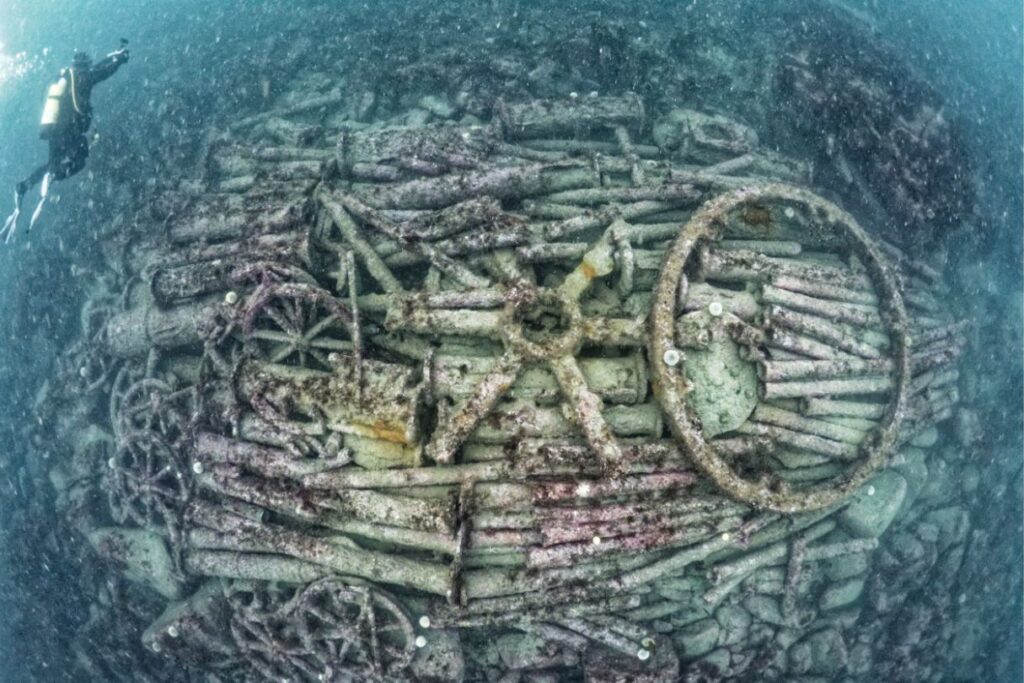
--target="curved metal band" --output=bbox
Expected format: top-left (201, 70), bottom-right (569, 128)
top-left (648, 183), bottom-right (911, 512)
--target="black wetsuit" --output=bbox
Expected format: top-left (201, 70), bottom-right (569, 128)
top-left (18, 51), bottom-right (128, 194)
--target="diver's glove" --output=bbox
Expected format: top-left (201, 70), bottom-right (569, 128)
top-left (109, 47), bottom-right (130, 64)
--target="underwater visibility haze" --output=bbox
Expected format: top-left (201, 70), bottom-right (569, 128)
top-left (0, 0), bottom-right (1021, 681)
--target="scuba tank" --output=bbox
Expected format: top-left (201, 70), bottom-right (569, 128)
top-left (40, 72), bottom-right (68, 139)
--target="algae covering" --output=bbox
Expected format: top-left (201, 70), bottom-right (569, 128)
top-left (6, 1), bottom-right (1015, 682)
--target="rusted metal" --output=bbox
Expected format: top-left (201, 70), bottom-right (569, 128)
top-left (648, 183), bottom-right (913, 513)
top-left (40, 85), bottom-right (969, 683)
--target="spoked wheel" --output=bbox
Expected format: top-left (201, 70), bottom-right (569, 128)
top-left (241, 282), bottom-right (354, 371)
top-left (106, 429), bottom-right (189, 529)
top-left (292, 578), bottom-right (417, 681)
top-left (384, 229), bottom-right (644, 472)
top-left (114, 377), bottom-right (191, 444)
top-left (229, 601), bottom-right (321, 681)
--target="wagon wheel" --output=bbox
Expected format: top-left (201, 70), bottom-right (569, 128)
top-left (386, 228), bottom-right (643, 471)
top-left (195, 303), bottom-right (245, 380)
top-left (106, 429), bottom-right (189, 529)
top-left (241, 282), bottom-right (354, 371)
top-left (648, 183), bottom-right (911, 513)
top-left (64, 338), bottom-right (117, 395)
top-left (228, 600), bottom-right (321, 681)
top-left (291, 578), bottom-right (416, 680)
top-left (144, 585), bottom-right (243, 671)
top-left (230, 260), bottom-right (319, 289)
top-left (114, 377), bottom-right (191, 444)
top-left (109, 362), bottom-right (146, 437)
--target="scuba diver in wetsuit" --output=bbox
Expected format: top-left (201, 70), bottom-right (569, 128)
top-left (1, 42), bottom-right (130, 243)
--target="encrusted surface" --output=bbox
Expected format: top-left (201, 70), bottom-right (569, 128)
top-left (22, 8), bottom-right (990, 680)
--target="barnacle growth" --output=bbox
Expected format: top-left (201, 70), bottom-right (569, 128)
top-left (38, 48), bottom-right (976, 683)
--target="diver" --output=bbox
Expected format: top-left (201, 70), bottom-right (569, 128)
top-left (1, 42), bottom-right (130, 243)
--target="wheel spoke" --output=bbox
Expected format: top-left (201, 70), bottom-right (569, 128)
top-left (426, 349), bottom-right (523, 465)
top-left (548, 353), bottom-right (623, 471)
top-left (303, 312), bottom-right (340, 342)
top-left (308, 338), bottom-right (354, 351)
top-left (269, 343), bottom-right (297, 364)
top-left (307, 348), bottom-right (332, 369)
top-left (249, 329), bottom-right (300, 344)
top-left (581, 314), bottom-right (646, 346)
top-left (264, 305), bottom-right (299, 335)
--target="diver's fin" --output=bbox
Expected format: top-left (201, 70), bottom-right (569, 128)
top-left (27, 173), bottom-right (52, 233)
top-left (27, 197), bottom-right (46, 232)
top-left (1, 189), bottom-right (22, 244)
